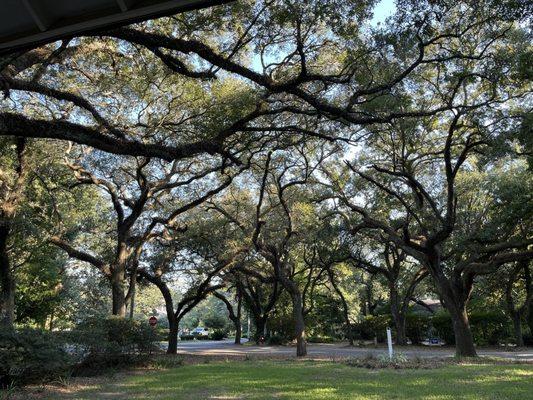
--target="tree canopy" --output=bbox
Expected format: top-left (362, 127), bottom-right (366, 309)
top-left (0, 0), bottom-right (531, 359)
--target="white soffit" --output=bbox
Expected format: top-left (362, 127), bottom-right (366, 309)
top-left (0, 0), bottom-right (231, 55)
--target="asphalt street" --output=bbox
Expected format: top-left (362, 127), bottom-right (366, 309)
top-left (162, 339), bottom-right (533, 361)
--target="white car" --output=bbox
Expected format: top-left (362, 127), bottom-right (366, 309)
top-left (191, 327), bottom-right (209, 337)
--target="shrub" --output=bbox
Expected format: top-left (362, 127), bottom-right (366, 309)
top-left (354, 315), bottom-right (392, 342)
top-left (0, 328), bottom-right (72, 387)
top-left (431, 310), bottom-right (510, 346)
top-left (469, 311), bottom-right (509, 345)
top-left (405, 314), bottom-right (431, 344)
top-left (267, 334), bottom-right (287, 345)
top-left (209, 329), bottom-right (227, 341)
top-left (180, 334), bottom-right (195, 340)
top-left (69, 316), bottom-right (157, 374)
top-left (431, 312), bottom-right (456, 344)
top-left (307, 335), bottom-right (337, 343)
top-left (346, 354), bottom-right (450, 369)
top-left (523, 333), bottom-right (533, 346)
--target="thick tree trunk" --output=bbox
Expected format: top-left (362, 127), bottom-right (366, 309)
top-left (0, 223), bottom-right (15, 329)
top-left (426, 253), bottom-right (477, 357)
top-left (389, 286), bottom-right (407, 345)
top-left (528, 310), bottom-right (533, 342)
top-left (327, 269), bottom-right (353, 345)
top-left (449, 306), bottom-right (477, 357)
top-left (346, 322), bottom-right (354, 346)
top-left (234, 293), bottom-right (242, 345)
top-left (111, 275), bottom-right (126, 317)
top-left (128, 282), bottom-right (135, 319)
top-left (154, 280), bottom-right (178, 355)
top-left (0, 140), bottom-right (26, 330)
top-left (234, 322), bottom-right (242, 345)
top-left (291, 292), bottom-right (307, 357)
top-left (167, 316), bottom-right (179, 355)
top-left (254, 316), bottom-right (266, 344)
top-left (511, 313), bottom-right (524, 347)
top-left (505, 262), bottom-right (531, 347)
top-left (393, 312), bottom-right (407, 346)
top-left (524, 264), bottom-right (533, 338)
top-left (214, 290), bottom-right (242, 345)
top-left (111, 243), bottom-right (129, 317)
top-left (111, 241), bottom-right (130, 317)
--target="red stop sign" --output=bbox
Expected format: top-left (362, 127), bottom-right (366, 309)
top-left (149, 316), bottom-right (157, 326)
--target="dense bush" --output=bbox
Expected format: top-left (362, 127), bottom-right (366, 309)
top-left (431, 311), bottom-right (510, 345)
top-left (0, 328), bottom-right (72, 387)
top-left (405, 314), bottom-right (432, 344)
top-left (307, 335), bottom-right (337, 343)
top-left (267, 334), bottom-right (287, 345)
top-left (342, 310), bottom-right (512, 346)
top-left (354, 315), bottom-right (392, 342)
top-left (469, 311), bottom-right (510, 345)
top-left (523, 333), bottom-right (533, 346)
top-left (69, 316), bottom-right (158, 373)
top-left (180, 334), bottom-right (195, 340)
top-left (209, 329), bottom-right (227, 341)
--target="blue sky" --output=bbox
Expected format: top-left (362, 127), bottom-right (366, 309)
top-left (248, 0), bottom-right (397, 72)
top-left (371, 0), bottom-right (396, 25)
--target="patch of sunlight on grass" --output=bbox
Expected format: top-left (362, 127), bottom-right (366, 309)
top-left (62, 361), bottom-right (533, 400)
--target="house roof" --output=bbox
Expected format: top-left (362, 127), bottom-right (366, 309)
top-left (0, 0), bottom-right (231, 55)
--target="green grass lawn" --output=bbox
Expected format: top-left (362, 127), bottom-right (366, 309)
top-left (34, 360), bottom-right (533, 400)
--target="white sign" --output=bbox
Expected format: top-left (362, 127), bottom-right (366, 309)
top-left (386, 327), bottom-right (393, 360)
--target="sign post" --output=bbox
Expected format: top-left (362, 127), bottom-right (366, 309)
top-left (247, 314), bottom-right (250, 341)
top-left (386, 327), bottom-right (393, 360)
top-left (148, 316), bottom-right (157, 355)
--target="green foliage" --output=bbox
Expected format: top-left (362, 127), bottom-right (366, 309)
top-left (69, 316), bottom-right (157, 374)
top-left (0, 328), bottom-right (72, 387)
top-left (469, 311), bottom-right (510, 346)
top-left (405, 314), bottom-right (432, 345)
top-left (14, 246), bottom-right (65, 326)
top-left (3, 0), bottom-right (532, 363)
top-left (431, 311), bottom-right (510, 346)
top-left (354, 315), bottom-right (392, 342)
top-left (181, 296), bottom-right (232, 332)
top-left (307, 335), bottom-right (338, 343)
top-left (430, 312), bottom-right (456, 345)
top-left (304, 294), bottom-right (347, 339)
top-left (203, 313), bottom-right (228, 330)
top-left (209, 329), bottom-right (227, 341)
top-left (266, 334), bottom-right (287, 345)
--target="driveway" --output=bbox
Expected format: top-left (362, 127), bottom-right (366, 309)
top-left (163, 339), bottom-right (533, 361)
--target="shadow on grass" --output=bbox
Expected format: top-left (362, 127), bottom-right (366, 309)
top-left (41, 360), bottom-right (533, 400)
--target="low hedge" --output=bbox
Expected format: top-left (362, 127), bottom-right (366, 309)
top-left (1, 317), bottom-right (160, 387)
top-left (353, 310), bottom-right (512, 346)
top-left (69, 316), bottom-right (158, 374)
top-left (209, 329), bottom-right (227, 341)
top-left (353, 315), bottom-right (392, 342)
top-left (431, 310), bottom-right (510, 345)
top-left (0, 328), bottom-right (72, 387)
top-left (307, 335), bottom-right (338, 343)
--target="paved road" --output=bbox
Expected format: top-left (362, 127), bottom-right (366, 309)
top-left (164, 339), bottom-right (533, 361)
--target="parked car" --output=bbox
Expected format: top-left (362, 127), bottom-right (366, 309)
top-left (191, 327), bottom-right (209, 338)
top-left (422, 337), bottom-right (445, 346)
